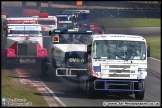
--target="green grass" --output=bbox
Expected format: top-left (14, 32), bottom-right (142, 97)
top-left (1, 69), bottom-right (49, 107)
top-left (145, 36), bottom-right (161, 60)
top-left (92, 18), bottom-right (161, 28)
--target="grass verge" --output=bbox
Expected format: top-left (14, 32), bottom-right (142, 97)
top-left (92, 18), bottom-right (161, 28)
top-left (1, 69), bottom-right (49, 107)
top-left (145, 36), bottom-right (161, 60)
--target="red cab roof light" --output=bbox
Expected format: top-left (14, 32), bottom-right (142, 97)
top-left (39, 13), bottom-right (49, 18)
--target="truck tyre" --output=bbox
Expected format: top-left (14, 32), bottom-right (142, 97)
top-left (135, 81), bottom-right (145, 100)
top-left (3, 59), bottom-right (12, 69)
top-left (99, 26), bottom-right (105, 34)
top-left (49, 68), bottom-right (53, 81)
top-left (86, 79), bottom-right (95, 99)
top-left (41, 61), bottom-right (47, 79)
top-left (76, 72), bottom-right (80, 90)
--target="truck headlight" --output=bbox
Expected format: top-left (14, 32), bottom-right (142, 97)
top-left (138, 68), bottom-right (147, 79)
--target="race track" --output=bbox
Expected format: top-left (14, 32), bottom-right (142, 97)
top-left (34, 57), bottom-right (160, 107)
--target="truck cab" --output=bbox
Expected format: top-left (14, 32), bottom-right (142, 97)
top-left (41, 28), bottom-right (93, 80)
top-left (2, 18), bottom-right (48, 68)
top-left (78, 34), bottom-right (150, 99)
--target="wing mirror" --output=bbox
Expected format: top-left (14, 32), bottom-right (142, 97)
top-left (3, 26), bottom-right (6, 30)
top-left (49, 30), bottom-right (52, 36)
top-left (147, 43), bottom-right (150, 57)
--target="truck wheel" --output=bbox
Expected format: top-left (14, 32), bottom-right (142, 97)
top-left (49, 69), bottom-right (53, 81)
top-left (2, 60), bottom-right (6, 69)
top-left (86, 79), bottom-right (95, 99)
top-left (41, 61), bottom-right (47, 79)
top-left (46, 63), bottom-right (53, 81)
top-left (76, 72), bottom-right (80, 90)
top-left (135, 81), bottom-right (145, 100)
top-left (3, 59), bottom-right (12, 69)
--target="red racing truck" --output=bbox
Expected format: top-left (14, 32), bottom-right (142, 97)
top-left (2, 17), bottom-right (48, 68)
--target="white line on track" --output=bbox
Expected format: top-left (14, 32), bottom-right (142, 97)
top-left (30, 69), bottom-right (66, 107)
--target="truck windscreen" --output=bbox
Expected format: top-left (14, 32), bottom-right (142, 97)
top-left (93, 40), bottom-right (146, 60)
top-left (53, 33), bottom-right (91, 44)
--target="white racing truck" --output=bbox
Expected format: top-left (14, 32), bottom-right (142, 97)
top-left (2, 18), bottom-right (48, 68)
top-left (77, 34), bottom-right (150, 100)
top-left (41, 28), bottom-right (92, 80)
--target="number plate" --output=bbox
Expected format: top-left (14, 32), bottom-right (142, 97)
top-left (19, 59), bottom-right (36, 63)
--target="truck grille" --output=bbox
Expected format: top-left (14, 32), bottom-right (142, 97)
top-left (17, 42), bottom-right (37, 57)
top-left (101, 65), bottom-right (132, 78)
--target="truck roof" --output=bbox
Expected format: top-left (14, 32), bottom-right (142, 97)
top-left (91, 34), bottom-right (146, 42)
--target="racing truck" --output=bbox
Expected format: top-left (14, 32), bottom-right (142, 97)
top-left (55, 14), bottom-right (74, 29)
top-left (2, 18), bottom-right (48, 68)
top-left (62, 10), bottom-right (105, 34)
top-left (41, 28), bottom-right (93, 80)
top-left (32, 13), bottom-right (58, 32)
top-left (77, 34), bottom-right (150, 100)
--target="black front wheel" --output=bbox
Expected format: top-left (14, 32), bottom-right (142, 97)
top-left (41, 61), bottom-right (47, 79)
top-left (86, 78), bottom-right (95, 99)
top-left (135, 81), bottom-right (145, 100)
